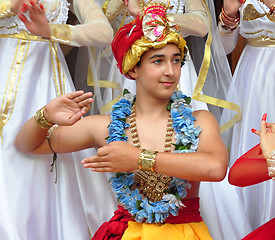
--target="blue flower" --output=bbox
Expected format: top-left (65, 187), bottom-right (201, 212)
top-left (171, 91), bottom-right (187, 101)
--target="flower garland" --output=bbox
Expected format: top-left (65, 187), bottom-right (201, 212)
top-left (107, 90), bottom-right (201, 223)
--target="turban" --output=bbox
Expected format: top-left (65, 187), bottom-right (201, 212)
top-left (111, 1), bottom-right (187, 79)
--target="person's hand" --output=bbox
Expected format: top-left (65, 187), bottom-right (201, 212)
top-left (223, 0), bottom-right (243, 18)
top-left (11, 0), bottom-right (23, 13)
top-left (126, 0), bottom-right (141, 17)
top-left (252, 113), bottom-right (275, 159)
top-left (263, 0), bottom-right (275, 9)
top-left (18, 0), bottom-right (51, 39)
top-left (43, 91), bottom-right (93, 126)
top-left (11, 0), bottom-right (38, 13)
top-left (81, 141), bottom-right (140, 172)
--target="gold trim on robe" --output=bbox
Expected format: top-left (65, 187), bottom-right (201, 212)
top-left (50, 24), bottom-right (72, 45)
top-left (0, 34), bottom-right (66, 140)
top-left (192, 0), bottom-right (242, 133)
top-left (247, 36), bottom-right (275, 47)
top-left (0, 1), bottom-right (15, 19)
top-left (0, 40), bottom-right (29, 141)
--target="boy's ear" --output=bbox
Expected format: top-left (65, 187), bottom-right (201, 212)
top-left (127, 67), bottom-right (138, 80)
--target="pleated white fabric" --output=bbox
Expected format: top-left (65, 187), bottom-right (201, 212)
top-left (0, 39), bottom-right (87, 239)
top-left (0, 0), bottom-right (116, 239)
top-left (229, 44), bottom-right (275, 230)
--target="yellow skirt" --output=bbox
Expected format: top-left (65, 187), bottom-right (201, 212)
top-left (121, 221), bottom-right (213, 240)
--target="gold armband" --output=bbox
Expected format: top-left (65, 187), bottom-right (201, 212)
top-left (34, 106), bottom-right (54, 129)
top-left (267, 159), bottom-right (275, 180)
top-left (267, 150), bottom-right (275, 180)
top-left (138, 149), bottom-right (158, 171)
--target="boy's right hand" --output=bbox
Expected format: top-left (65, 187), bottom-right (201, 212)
top-left (44, 91), bottom-right (93, 126)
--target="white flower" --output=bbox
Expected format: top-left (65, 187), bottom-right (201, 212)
top-left (171, 99), bottom-right (188, 110)
top-left (123, 93), bottom-right (135, 104)
top-left (162, 194), bottom-right (185, 208)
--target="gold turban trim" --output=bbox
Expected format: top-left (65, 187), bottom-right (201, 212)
top-left (122, 32), bottom-right (187, 74)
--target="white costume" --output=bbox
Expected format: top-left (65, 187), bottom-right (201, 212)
top-left (0, 0), bottom-right (116, 239)
top-left (219, 0), bottom-right (275, 235)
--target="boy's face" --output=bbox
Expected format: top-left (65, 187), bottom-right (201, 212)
top-left (130, 44), bottom-right (181, 98)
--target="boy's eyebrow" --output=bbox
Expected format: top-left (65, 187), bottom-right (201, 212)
top-left (149, 53), bottom-right (181, 59)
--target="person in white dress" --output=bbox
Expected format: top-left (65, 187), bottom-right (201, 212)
top-left (219, 0), bottom-right (275, 236)
top-left (0, 0), bottom-right (116, 239)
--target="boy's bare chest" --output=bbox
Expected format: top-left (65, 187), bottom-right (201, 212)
top-left (125, 118), bottom-right (175, 152)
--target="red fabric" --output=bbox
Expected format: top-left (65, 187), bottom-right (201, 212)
top-left (165, 197), bottom-right (203, 223)
top-left (242, 218), bottom-right (275, 240)
top-left (91, 197), bottom-right (202, 240)
top-left (111, 16), bottom-right (144, 74)
top-left (229, 143), bottom-right (271, 187)
top-left (91, 206), bottom-right (132, 240)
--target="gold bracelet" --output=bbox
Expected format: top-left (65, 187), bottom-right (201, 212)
top-left (34, 106), bottom-right (54, 129)
top-left (269, 4), bottom-right (275, 15)
top-left (267, 159), bottom-right (275, 180)
top-left (138, 149), bottom-right (158, 171)
top-left (268, 149), bottom-right (275, 159)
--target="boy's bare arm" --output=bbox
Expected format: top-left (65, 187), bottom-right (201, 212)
top-left (154, 110), bottom-right (228, 181)
top-left (15, 91), bottom-right (109, 155)
top-left (82, 110), bottom-right (229, 181)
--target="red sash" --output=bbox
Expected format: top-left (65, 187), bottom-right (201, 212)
top-left (92, 197), bottom-right (202, 240)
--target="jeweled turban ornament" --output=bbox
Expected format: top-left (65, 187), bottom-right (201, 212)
top-left (111, 1), bottom-right (187, 79)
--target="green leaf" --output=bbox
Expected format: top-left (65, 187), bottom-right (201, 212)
top-left (185, 97), bottom-right (191, 105)
top-left (118, 118), bottom-right (126, 123)
top-left (123, 89), bottom-right (130, 95)
top-left (175, 192), bottom-right (181, 200)
top-left (136, 200), bottom-right (142, 210)
top-left (116, 172), bottom-right (125, 178)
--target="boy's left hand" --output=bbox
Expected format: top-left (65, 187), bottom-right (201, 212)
top-left (82, 141), bottom-right (140, 172)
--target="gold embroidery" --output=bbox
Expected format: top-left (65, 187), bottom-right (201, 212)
top-left (0, 39), bottom-right (66, 140)
top-left (243, 3), bottom-right (275, 22)
top-left (0, 31), bottom-right (49, 42)
top-left (50, 24), bottom-right (72, 45)
top-left (49, 42), bottom-right (65, 96)
top-left (247, 36), bottom-right (275, 47)
top-left (243, 4), bottom-right (265, 21)
top-left (0, 40), bottom-right (29, 141)
top-left (0, 1), bottom-right (15, 19)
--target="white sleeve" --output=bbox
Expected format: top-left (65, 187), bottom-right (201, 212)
top-left (217, 23), bottom-right (240, 55)
top-left (168, 0), bottom-right (209, 37)
top-left (49, 0), bottom-right (113, 47)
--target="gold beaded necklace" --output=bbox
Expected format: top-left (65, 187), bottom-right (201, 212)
top-left (129, 103), bottom-right (174, 202)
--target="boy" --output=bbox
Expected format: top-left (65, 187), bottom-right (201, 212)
top-left (15, 2), bottom-right (228, 239)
